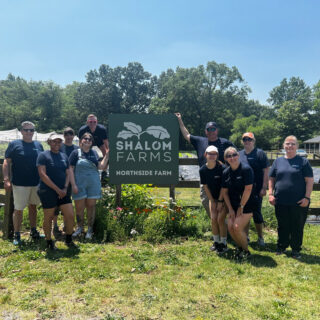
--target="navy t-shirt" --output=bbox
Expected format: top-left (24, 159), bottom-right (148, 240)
top-left (69, 149), bottom-right (99, 167)
top-left (60, 144), bottom-right (79, 157)
top-left (222, 163), bottom-right (256, 207)
top-left (5, 140), bottom-right (44, 186)
top-left (199, 163), bottom-right (226, 200)
top-left (78, 124), bottom-right (108, 148)
top-left (190, 136), bottom-right (235, 167)
top-left (239, 148), bottom-right (269, 194)
top-left (269, 156), bottom-right (313, 205)
top-left (36, 151), bottom-right (69, 191)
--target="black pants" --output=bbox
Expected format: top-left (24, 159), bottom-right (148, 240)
top-left (275, 204), bottom-right (308, 252)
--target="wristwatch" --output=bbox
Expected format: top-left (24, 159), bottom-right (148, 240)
top-left (239, 204), bottom-right (244, 209)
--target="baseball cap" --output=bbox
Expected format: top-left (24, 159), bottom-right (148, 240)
top-left (205, 146), bottom-right (219, 153)
top-left (242, 132), bottom-right (255, 139)
top-left (205, 122), bottom-right (218, 130)
top-left (47, 133), bottom-right (64, 141)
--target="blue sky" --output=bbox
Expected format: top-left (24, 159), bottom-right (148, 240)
top-left (1, 0), bottom-right (319, 104)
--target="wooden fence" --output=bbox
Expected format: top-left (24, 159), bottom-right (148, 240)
top-left (1, 158), bottom-right (320, 239)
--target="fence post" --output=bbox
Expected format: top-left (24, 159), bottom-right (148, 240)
top-left (169, 185), bottom-right (175, 201)
top-left (3, 189), bottom-right (14, 239)
top-left (116, 184), bottom-right (122, 207)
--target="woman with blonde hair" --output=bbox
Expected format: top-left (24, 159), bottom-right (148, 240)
top-left (222, 147), bottom-right (258, 259)
top-left (269, 135), bottom-right (313, 259)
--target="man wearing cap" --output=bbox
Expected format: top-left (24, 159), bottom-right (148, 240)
top-left (175, 113), bottom-right (235, 217)
top-left (3, 121), bottom-right (44, 245)
top-left (37, 133), bottom-right (76, 250)
top-left (78, 114), bottom-right (109, 156)
top-left (239, 132), bottom-right (269, 246)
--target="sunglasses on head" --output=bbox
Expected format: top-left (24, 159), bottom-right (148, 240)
top-left (226, 153), bottom-right (238, 159)
top-left (207, 127), bottom-right (217, 132)
top-left (22, 128), bottom-right (35, 132)
top-left (243, 137), bottom-right (253, 142)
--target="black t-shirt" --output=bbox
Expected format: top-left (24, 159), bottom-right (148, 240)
top-left (60, 144), bottom-right (79, 157)
top-left (5, 140), bottom-right (44, 186)
top-left (239, 148), bottom-right (269, 193)
top-left (190, 135), bottom-right (235, 167)
top-left (269, 156), bottom-right (313, 205)
top-left (222, 162), bottom-right (256, 207)
top-left (36, 151), bottom-right (69, 191)
top-left (69, 149), bottom-right (99, 167)
top-left (78, 124), bottom-right (108, 148)
top-left (199, 163), bottom-right (226, 200)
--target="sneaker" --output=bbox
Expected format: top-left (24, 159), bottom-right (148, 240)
top-left (66, 240), bottom-right (78, 249)
top-left (257, 237), bottom-right (265, 247)
top-left (237, 249), bottom-right (251, 260)
top-left (210, 242), bottom-right (220, 251)
top-left (72, 227), bottom-right (82, 237)
top-left (53, 226), bottom-right (63, 239)
top-left (30, 229), bottom-right (40, 240)
top-left (46, 240), bottom-right (57, 251)
top-left (85, 228), bottom-right (93, 240)
top-left (13, 238), bottom-right (22, 246)
top-left (217, 243), bottom-right (228, 254)
top-left (291, 251), bottom-right (301, 259)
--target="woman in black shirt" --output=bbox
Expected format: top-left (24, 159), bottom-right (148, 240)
top-left (222, 147), bottom-right (257, 259)
top-left (200, 146), bottom-right (227, 253)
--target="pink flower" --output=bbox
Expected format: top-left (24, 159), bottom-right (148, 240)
top-left (116, 207), bottom-right (123, 211)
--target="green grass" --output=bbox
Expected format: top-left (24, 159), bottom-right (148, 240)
top-left (0, 224), bottom-right (320, 319)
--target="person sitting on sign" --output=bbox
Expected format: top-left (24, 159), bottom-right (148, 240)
top-left (69, 133), bottom-right (109, 240)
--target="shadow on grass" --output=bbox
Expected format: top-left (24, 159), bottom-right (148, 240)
top-left (7, 237), bottom-right (80, 261)
top-left (218, 248), bottom-right (278, 268)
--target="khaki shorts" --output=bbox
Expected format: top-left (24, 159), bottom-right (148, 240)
top-left (12, 185), bottom-right (40, 211)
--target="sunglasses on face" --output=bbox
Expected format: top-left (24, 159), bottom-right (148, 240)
top-left (64, 131), bottom-right (74, 136)
top-left (207, 152), bottom-right (218, 156)
top-left (22, 128), bottom-right (35, 132)
top-left (83, 137), bottom-right (92, 142)
top-left (51, 140), bottom-right (62, 144)
top-left (207, 127), bottom-right (217, 132)
top-left (88, 120), bottom-right (97, 124)
top-left (243, 137), bottom-right (253, 142)
top-left (226, 153), bottom-right (238, 159)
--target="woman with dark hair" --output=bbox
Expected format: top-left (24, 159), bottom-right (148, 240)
top-left (199, 146), bottom-right (227, 253)
top-left (69, 133), bottom-right (109, 239)
top-left (269, 135), bottom-right (313, 259)
top-left (222, 147), bottom-right (258, 259)
top-left (37, 133), bottom-right (76, 250)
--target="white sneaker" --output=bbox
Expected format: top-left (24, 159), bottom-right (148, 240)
top-left (258, 237), bottom-right (265, 247)
top-left (72, 227), bottom-right (82, 237)
top-left (85, 228), bottom-right (93, 240)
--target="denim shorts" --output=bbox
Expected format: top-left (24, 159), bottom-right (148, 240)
top-left (73, 170), bottom-right (101, 200)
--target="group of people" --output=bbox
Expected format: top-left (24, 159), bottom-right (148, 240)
top-left (3, 112), bottom-right (313, 258)
top-left (3, 114), bottom-right (109, 250)
top-left (176, 113), bottom-right (313, 260)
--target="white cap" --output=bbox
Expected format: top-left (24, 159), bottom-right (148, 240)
top-left (47, 133), bottom-right (64, 141)
top-left (205, 145), bottom-right (218, 153)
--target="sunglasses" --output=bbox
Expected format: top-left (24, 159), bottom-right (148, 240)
top-left (83, 137), bottom-right (92, 142)
top-left (64, 131), bottom-right (74, 136)
top-left (207, 127), bottom-right (217, 132)
top-left (207, 152), bottom-right (218, 156)
top-left (226, 153), bottom-right (238, 159)
top-left (243, 137), bottom-right (253, 142)
top-left (88, 120), bottom-right (97, 124)
top-left (51, 140), bottom-right (62, 144)
top-left (22, 128), bottom-right (35, 132)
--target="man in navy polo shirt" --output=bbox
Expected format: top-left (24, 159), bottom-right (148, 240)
top-left (78, 114), bottom-right (109, 156)
top-left (3, 121), bottom-right (44, 245)
top-left (175, 113), bottom-right (235, 217)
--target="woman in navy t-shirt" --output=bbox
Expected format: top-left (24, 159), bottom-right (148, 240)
top-left (269, 135), bottom-right (313, 259)
top-left (199, 146), bottom-right (227, 253)
top-left (222, 147), bottom-right (258, 259)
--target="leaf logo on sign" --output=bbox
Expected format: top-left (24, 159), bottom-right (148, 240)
top-left (117, 122), bottom-right (170, 140)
